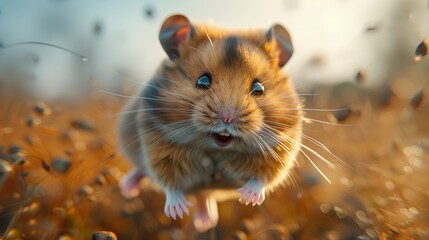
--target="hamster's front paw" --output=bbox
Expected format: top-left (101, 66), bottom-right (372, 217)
top-left (119, 168), bottom-right (145, 198)
top-left (164, 189), bottom-right (192, 220)
top-left (237, 179), bottom-right (266, 206)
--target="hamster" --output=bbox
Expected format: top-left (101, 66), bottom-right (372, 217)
top-left (118, 14), bottom-right (303, 232)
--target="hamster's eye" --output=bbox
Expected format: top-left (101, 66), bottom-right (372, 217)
top-left (196, 73), bottom-right (212, 90)
top-left (251, 80), bottom-right (264, 96)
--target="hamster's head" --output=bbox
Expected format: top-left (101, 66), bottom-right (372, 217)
top-left (155, 14), bottom-right (302, 152)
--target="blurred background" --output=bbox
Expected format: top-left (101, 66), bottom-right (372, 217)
top-left (1, 0), bottom-right (428, 98)
top-left (0, 0), bottom-right (429, 239)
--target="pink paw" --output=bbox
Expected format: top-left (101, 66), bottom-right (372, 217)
top-left (237, 179), bottom-right (266, 206)
top-left (119, 168), bottom-right (145, 198)
top-left (164, 190), bottom-right (191, 220)
top-left (193, 195), bottom-right (219, 232)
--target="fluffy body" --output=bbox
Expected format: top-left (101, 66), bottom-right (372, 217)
top-left (118, 16), bottom-right (303, 232)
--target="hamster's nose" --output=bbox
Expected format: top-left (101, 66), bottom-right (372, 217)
top-left (221, 115), bottom-right (235, 124)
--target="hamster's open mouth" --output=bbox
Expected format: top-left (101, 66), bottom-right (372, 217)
top-left (212, 131), bottom-right (234, 147)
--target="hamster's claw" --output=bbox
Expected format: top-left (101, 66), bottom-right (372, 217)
top-left (237, 179), bottom-right (266, 206)
top-left (164, 189), bottom-right (191, 220)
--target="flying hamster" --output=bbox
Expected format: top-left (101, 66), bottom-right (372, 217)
top-left (118, 14), bottom-right (303, 232)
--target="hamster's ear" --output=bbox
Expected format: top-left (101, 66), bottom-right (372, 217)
top-left (159, 14), bottom-right (194, 60)
top-left (266, 24), bottom-right (294, 68)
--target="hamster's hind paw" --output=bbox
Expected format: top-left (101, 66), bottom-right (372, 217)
top-left (164, 189), bottom-right (191, 220)
top-left (119, 168), bottom-right (145, 198)
top-left (237, 179), bottom-right (266, 206)
top-left (193, 195), bottom-right (219, 232)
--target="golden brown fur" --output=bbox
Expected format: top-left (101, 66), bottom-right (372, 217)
top-left (117, 14), bottom-right (303, 231)
top-left (121, 20), bottom-right (302, 193)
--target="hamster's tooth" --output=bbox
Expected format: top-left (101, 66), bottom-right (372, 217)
top-left (219, 131), bottom-right (230, 137)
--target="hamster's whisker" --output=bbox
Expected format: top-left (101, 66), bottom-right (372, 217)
top-left (144, 80), bottom-right (197, 102)
top-left (144, 122), bottom-right (195, 152)
top-left (250, 133), bottom-right (269, 155)
top-left (257, 93), bottom-right (316, 107)
top-left (265, 113), bottom-right (350, 129)
top-left (278, 107), bottom-right (350, 112)
top-left (303, 117), bottom-right (352, 127)
top-left (96, 87), bottom-right (144, 99)
top-left (256, 34), bottom-right (271, 49)
top-left (157, 70), bottom-right (218, 104)
top-left (162, 68), bottom-right (220, 104)
top-left (260, 79), bottom-right (273, 85)
top-left (116, 71), bottom-right (146, 85)
top-left (116, 114), bottom-right (185, 133)
top-left (247, 122), bottom-right (293, 168)
top-left (300, 133), bottom-right (350, 168)
top-left (96, 87), bottom-right (195, 107)
top-left (153, 75), bottom-right (194, 92)
top-left (181, 53), bottom-right (207, 70)
top-left (181, 58), bottom-right (197, 66)
top-left (257, 127), bottom-right (298, 167)
top-left (163, 123), bottom-right (195, 142)
top-left (275, 127), bottom-right (335, 167)
top-left (188, 46), bottom-right (203, 55)
top-left (254, 135), bottom-right (283, 164)
top-left (264, 119), bottom-right (339, 162)
top-left (164, 69), bottom-right (224, 109)
top-left (204, 84), bottom-right (222, 109)
top-left (262, 123), bottom-right (335, 183)
top-left (204, 28), bottom-right (215, 51)
top-left (110, 108), bottom-right (192, 116)
top-left (298, 145), bottom-right (332, 184)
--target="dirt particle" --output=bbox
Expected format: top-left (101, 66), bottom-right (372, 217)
top-left (26, 116), bottom-right (41, 127)
top-left (95, 174), bottom-right (108, 185)
top-left (8, 144), bottom-right (22, 154)
top-left (22, 202), bottom-right (41, 214)
top-left (24, 135), bottom-right (39, 145)
top-left (71, 119), bottom-right (96, 131)
top-left (239, 218), bottom-right (255, 234)
top-left (232, 230), bottom-right (247, 240)
top-left (33, 102), bottom-right (52, 116)
top-left (79, 185), bottom-right (94, 197)
top-left (92, 231), bottom-right (117, 240)
top-left (0, 159), bottom-right (12, 173)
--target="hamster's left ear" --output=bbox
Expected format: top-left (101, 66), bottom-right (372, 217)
top-left (159, 14), bottom-right (194, 60)
top-left (266, 24), bottom-right (294, 68)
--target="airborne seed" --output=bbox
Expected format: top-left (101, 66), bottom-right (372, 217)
top-left (355, 71), bottom-right (365, 84)
top-left (414, 38), bottom-right (429, 62)
top-left (41, 159), bottom-right (50, 172)
top-left (410, 89), bottom-right (424, 109)
top-left (51, 157), bottom-right (71, 173)
top-left (334, 107), bottom-right (351, 122)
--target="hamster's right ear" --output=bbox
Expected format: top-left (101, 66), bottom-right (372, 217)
top-left (266, 24), bottom-right (294, 68)
top-left (159, 14), bottom-right (194, 60)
